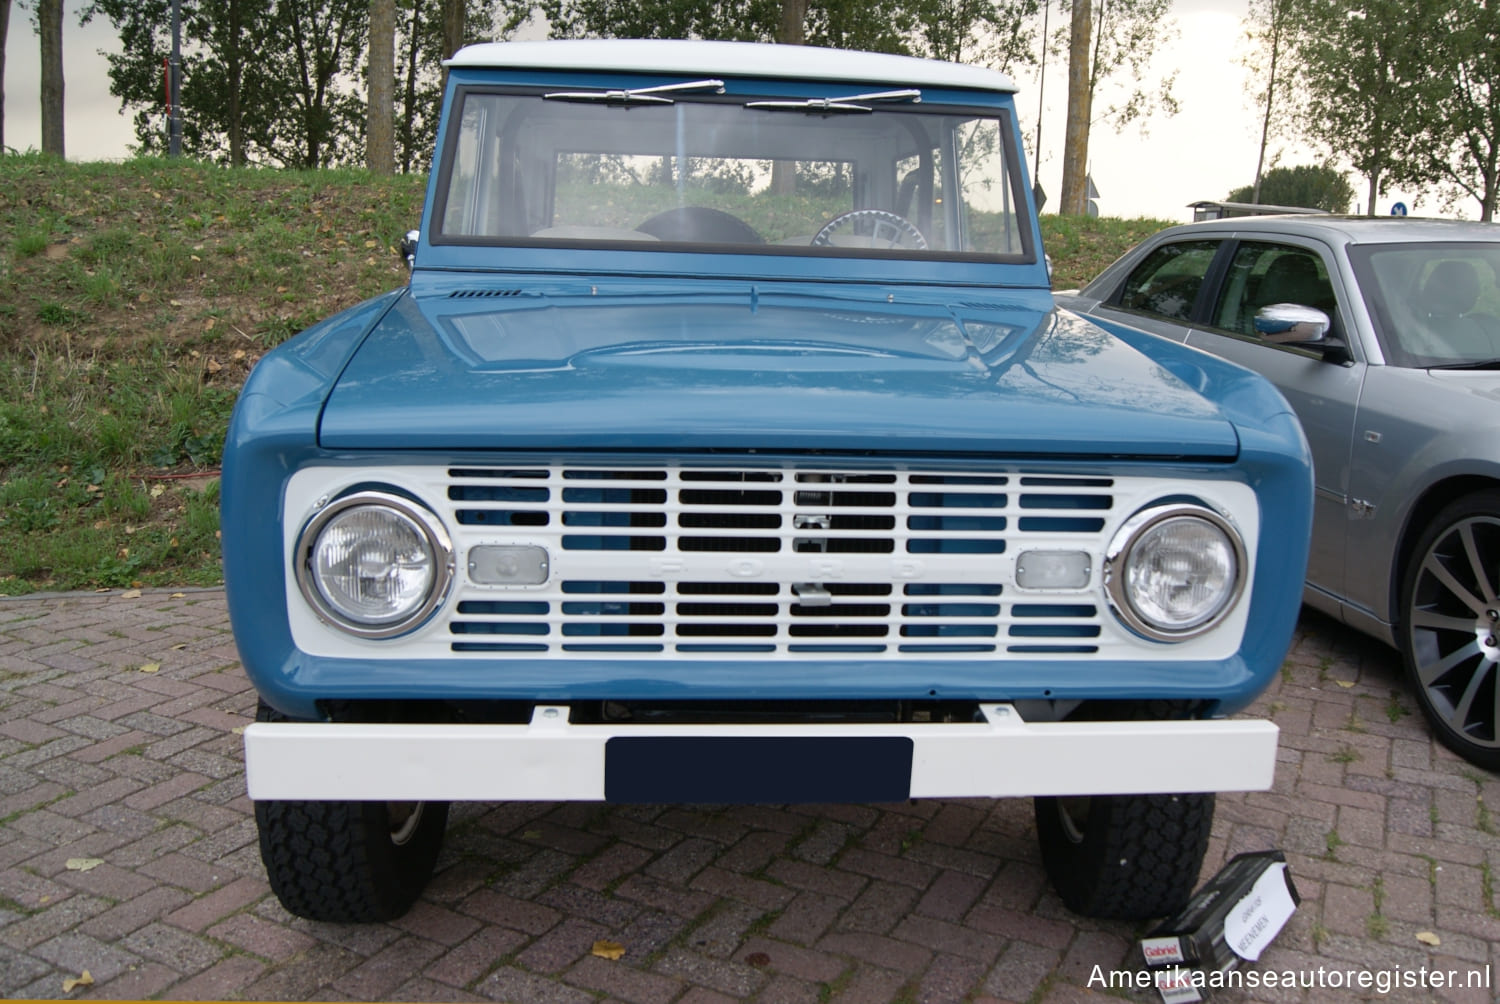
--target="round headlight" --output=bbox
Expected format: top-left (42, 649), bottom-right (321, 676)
top-left (1105, 504), bottom-right (1246, 641)
top-left (295, 491), bottom-right (454, 638)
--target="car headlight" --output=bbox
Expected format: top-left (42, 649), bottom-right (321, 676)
top-left (1104, 503), bottom-right (1246, 641)
top-left (294, 491), bottom-right (454, 638)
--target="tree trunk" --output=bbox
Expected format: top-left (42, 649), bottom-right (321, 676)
top-left (771, 0), bottom-right (807, 196)
top-left (39, 0), bottom-right (64, 157)
top-left (400, 0), bottom-right (419, 173)
top-left (367, 0), bottom-right (395, 174)
top-left (1366, 169), bottom-right (1379, 217)
top-left (1251, 2), bottom-right (1281, 205)
top-left (0, 0), bottom-right (11, 151)
top-left (442, 0), bottom-right (464, 58)
top-left (1059, 0), bottom-right (1092, 215)
top-left (778, 0), bottom-right (806, 43)
top-left (440, 0), bottom-right (464, 90)
top-left (228, 0), bottom-right (246, 166)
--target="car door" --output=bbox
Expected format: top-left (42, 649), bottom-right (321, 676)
top-left (1181, 238), bottom-right (1364, 607)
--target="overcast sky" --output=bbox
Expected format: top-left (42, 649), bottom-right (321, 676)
top-left (2, 0), bottom-right (1433, 222)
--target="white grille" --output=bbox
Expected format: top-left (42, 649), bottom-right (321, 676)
top-left (444, 466), bottom-right (1108, 657)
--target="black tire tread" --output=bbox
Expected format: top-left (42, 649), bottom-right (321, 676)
top-left (253, 701), bottom-right (447, 923)
top-left (1037, 791), bottom-right (1214, 920)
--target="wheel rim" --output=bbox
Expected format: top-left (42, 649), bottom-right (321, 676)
top-left (1407, 514), bottom-right (1500, 751)
top-left (387, 801), bottom-right (424, 846)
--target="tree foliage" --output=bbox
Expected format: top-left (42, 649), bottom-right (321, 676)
top-left (88, 0), bottom-right (502, 171)
top-left (1410, 0), bottom-right (1500, 220)
top-left (1241, 0), bottom-right (1299, 203)
top-left (1280, 0), bottom-right (1440, 216)
top-left (87, 0), bottom-right (369, 169)
top-left (522, 0), bottom-right (1039, 72)
top-left (1226, 163), bottom-right (1354, 213)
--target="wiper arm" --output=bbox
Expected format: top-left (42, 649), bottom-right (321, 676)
top-left (543, 78), bottom-right (725, 105)
top-left (1428, 358), bottom-right (1500, 370)
top-left (746, 88), bottom-right (922, 114)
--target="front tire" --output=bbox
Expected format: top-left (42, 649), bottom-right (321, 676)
top-left (1399, 491), bottom-right (1500, 770)
top-left (253, 702), bottom-right (449, 922)
top-left (1034, 791), bottom-right (1214, 920)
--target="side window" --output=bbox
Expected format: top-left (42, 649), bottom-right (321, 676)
top-left (1211, 242), bottom-right (1337, 338)
top-left (1116, 241), bottom-right (1220, 321)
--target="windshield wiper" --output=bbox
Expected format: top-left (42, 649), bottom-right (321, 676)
top-left (1428, 358), bottom-right (1500, 370)
top-left (543, 79), bottom-right (725, 105)
top-left (746, 89), bottom-right (922, 114)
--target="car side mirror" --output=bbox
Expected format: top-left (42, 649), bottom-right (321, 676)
top-left (1254, 303), bottom-right (1330, 345)
top-left (399, 230), bottom-right (420, 273)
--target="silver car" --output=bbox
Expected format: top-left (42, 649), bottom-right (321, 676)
top-left (1060, 216), bottom-right (1500, 769)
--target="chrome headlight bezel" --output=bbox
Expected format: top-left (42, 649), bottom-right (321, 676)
top-left (1103, 502), bottom-right (1247, 642)
top-left (293, 490), bottom-right (455, 639)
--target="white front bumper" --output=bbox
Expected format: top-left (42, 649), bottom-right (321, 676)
top-left (244, 704), bottom-right (1278, 801)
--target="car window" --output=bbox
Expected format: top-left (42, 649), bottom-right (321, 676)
top-left (1349, 242), bottom-right (1500, 366)
top-left (1115, 240), bottom-right (1219, 321)
top-left (436, 89), bottom-right (1030, 259)
top-left (1211, 242), bottom-right (1337, 338)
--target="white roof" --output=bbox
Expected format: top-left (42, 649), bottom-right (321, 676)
top-left (447, 39), bottom-right (1017, 94)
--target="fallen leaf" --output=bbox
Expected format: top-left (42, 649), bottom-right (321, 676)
top-left (65, 858), bottom-right (105, 872)
top-left (1416, 931), bottom-right (1441, 946)
top-left (62, 971), bottom-right (94, 993)
top-left (232, 726), bottom-right (246, 735)
top-left (170, 592), bottom-right (185, 599)
top-left (204, 316), bottom-right (215, 330)
top-left (169, 298), bottom-right (183, 306)
top-left (205, 358), bottom-right (223, 374)
top-left (172, 643), bottom-right (187, 650)
top-left (119, 589), bottom-right (142, 599)
top-left (591, 940), bottom-right (625, 960)
top-left (522, 830), bottom-right (542, 840)
top-left (1335, 680), bottom-right (1355, 688)
top-left (138, 663), bottom-right (160, 674)
top-left (149, 484), bottom-right (166, 498)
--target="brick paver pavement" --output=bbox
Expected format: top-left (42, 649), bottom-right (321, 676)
top-left (1, 589), bottom-right (1496, 1003)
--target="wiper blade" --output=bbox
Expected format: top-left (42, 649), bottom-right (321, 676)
top-left (1428, 358), bottom-right (1500, 370)
top-left (746, 89), bottom-right (922, 114)
top-left (543, 78), bottom-right (725, 105)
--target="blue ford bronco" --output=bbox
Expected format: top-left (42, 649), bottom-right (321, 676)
top-left (223, 39), bottom-right (1313, 924)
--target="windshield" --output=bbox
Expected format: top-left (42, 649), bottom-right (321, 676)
top-left (1350, 241), bottom-right (1500, 367)
top-left (435, 87), bottom-right (1030, 260)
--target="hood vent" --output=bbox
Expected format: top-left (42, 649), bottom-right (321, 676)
top-left (448, 288), bottom-right (529, 299)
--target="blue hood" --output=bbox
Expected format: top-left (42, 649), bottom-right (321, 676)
top-left (318, 284), bottom-right (1239, 458)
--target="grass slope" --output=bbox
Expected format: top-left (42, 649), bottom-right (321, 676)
top-left (0, 154), bottom-right (1169, 594)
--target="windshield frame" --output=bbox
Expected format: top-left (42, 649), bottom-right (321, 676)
top-left (427, 81), bottom-right (1037, 267)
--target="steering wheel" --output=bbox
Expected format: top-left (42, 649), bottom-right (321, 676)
top-left (812, 209), bottom-right (928, 251)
